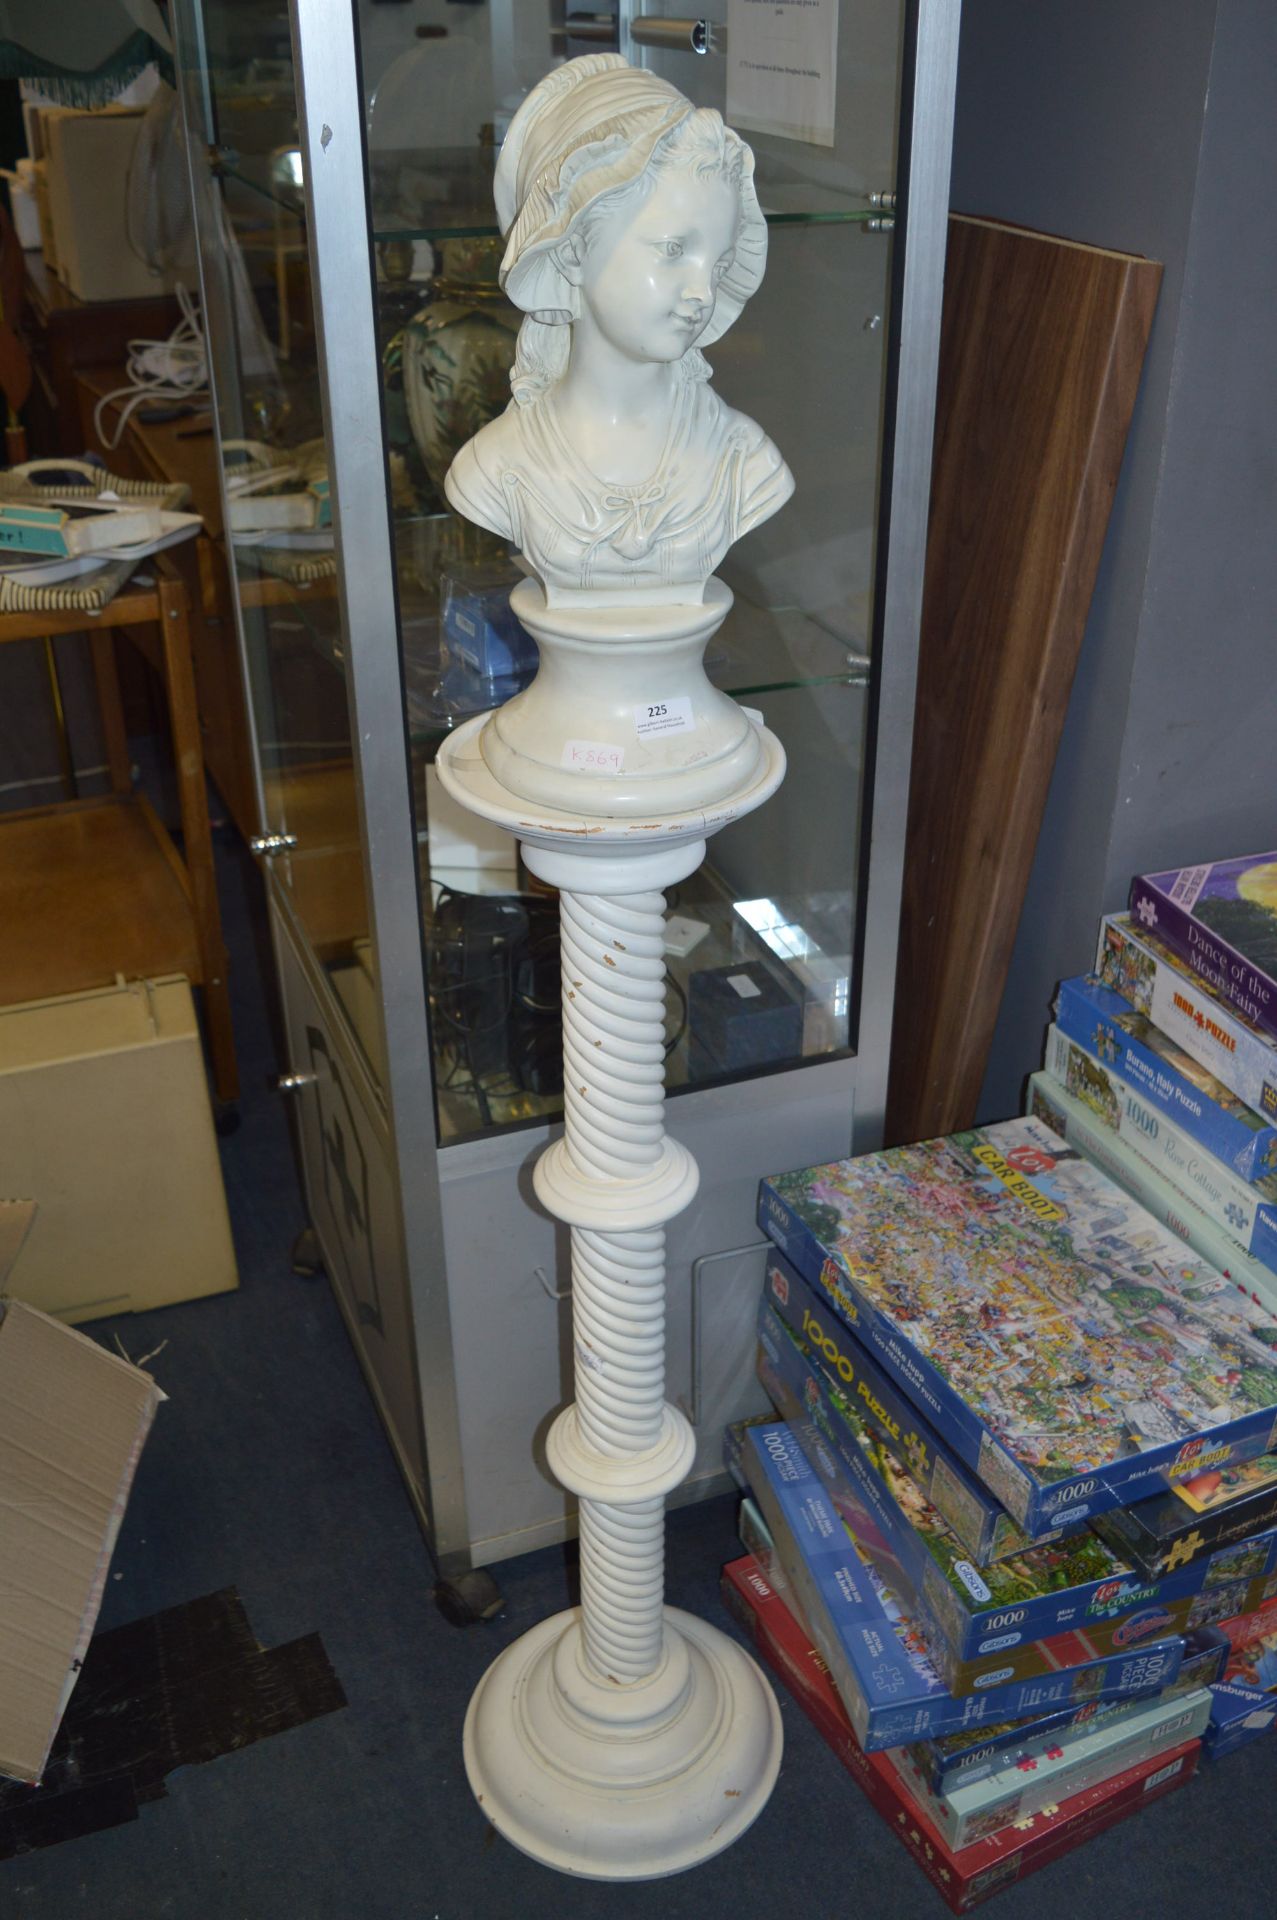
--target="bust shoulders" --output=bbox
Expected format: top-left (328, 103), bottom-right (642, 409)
top-left (444, 376), bottom-right (792, 604)
top-left (443, 409), bottom-right (525, 542)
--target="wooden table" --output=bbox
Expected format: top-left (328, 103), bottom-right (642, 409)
top-left (22, 254), bottom-right (181, 458)
top-left (0, 562), bottom-right (239, 1111)
top-left (74, 363), bottom-right (259, 841)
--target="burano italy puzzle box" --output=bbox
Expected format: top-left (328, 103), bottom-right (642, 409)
top-left (758, 1116), bottom-right (1277, 1535)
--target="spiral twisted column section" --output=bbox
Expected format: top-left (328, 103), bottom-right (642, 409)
top-left (559, 888), bottom-right (667, 1183)
top-left (551, 886), bottom-right (688, 1686)
top-left (578, 1495), bottom-right (666, 1682)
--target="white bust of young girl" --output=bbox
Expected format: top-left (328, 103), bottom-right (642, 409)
top-left (445, 54), bottom-right (793, 608)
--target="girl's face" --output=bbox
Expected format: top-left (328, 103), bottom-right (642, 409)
top-left (574, 167), bottom-right (740, 365)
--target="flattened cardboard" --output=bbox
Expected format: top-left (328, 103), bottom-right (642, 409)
top-left (0, 1301), bottom-right (162, 1783)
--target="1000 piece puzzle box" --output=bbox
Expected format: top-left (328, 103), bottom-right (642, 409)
top-left (759, 1116), bottom-right (1277, 1535)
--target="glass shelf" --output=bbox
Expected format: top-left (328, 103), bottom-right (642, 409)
top-left (370, 145), bottom-right (886, 242)
top-left (217, 147), bottom-right (888, 241)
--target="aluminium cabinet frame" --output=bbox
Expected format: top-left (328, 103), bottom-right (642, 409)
top-left (198, 0), bottom-right (959, 1579)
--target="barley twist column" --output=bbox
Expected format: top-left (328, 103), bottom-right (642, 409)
top-left (558, 886), bottom-right (670, 1688)
top-left (444, 772), bottom-right (786, 1880)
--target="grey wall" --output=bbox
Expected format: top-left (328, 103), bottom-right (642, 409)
top-left (948, 1), bottom-right (1277, 1121)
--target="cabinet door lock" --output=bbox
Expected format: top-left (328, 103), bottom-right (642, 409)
top-left (272, 1071), bottom-right (316, 1094)
top-left (251, 832), bottom-right (299, 857)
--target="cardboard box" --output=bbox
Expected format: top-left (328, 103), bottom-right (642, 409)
top-left (894, 1685), bottom-right (1211, 1848)
top-left (1203, 1681), bottom-right (1277, 1761)
top-left (0, 1296), bottom-right (162, 1782)
top-left (0, 975), bottom-right (238, 1323)
top-left (43, 107), bottom-right (177, 302)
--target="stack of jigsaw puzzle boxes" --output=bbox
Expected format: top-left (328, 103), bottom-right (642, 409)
top-left (724, 899), bottom-right (1277, 1909)
top-left (1034, 851), bottom-right (1277, 1321)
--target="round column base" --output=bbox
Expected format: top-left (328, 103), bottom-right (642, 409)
top-left (464, 1606), bottom-right (783, 1881)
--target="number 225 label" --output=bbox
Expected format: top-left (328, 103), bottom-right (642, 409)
top-left (634, 697), bottom-right (694, 740)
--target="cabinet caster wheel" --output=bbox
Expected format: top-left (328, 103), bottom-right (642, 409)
top-left (291, 1226), bottom-right (324, 1278)
top-left (213, 1100), bottom-right (241, 1137)
top-left (435, 1569), bottom-right (504, 1627)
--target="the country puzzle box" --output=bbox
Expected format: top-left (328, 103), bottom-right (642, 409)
top-left (756, 1295), bottom-right (1277, 1683)
top-left (1130, 853), bottom-right (1277, 1047)
top-left (1098, 913), bottom-right (1277, 1120)
top-left (1044, 1024), bottom-right (1277, 1274)
top-left (894, 1682), bottom-right (1211, 1850)
top-left (730, 1421), bottom-right (1184, 1749)
top-left (761, 1247), bottom-right (1078, 1564)
top-left (1054, 973), bottom-right (1277, 1182)
top-left (759, 1115), bottom-right (1277, 1534)
top-left (720, 1555), bottom-right (1200, 1914)
top-left (1027, 1071), bottom-right (1277, 1318)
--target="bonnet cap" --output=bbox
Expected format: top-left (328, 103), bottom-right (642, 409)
top-left (494, 54), bottom-right (766, 347)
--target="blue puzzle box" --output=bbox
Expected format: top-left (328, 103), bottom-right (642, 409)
top-left (761, 1248), bottom-right (1077, 1564)
top-left (1054, 973), bottom-right (1277, 1183)
top-left (729, 1421), bottom-right (1184, 1752)
top-left (759, 1116), bottom-right (1277, 1535)
top-left (756, 1292), bottom-right (1277, 1674)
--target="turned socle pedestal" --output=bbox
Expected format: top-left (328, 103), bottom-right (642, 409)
top-left (436, 603), bottom-right (786, 1880)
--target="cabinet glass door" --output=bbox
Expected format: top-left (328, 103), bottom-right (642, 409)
top-left (180, 0), bottom-right (912, 1144)
top-left (176, 1), bottom-right (379, 1088)
top-left (357, 4), bottom-right (906, 1144)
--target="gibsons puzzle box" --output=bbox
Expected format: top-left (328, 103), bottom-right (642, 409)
top-left (759, 1116), bottom-right (1277, 1534)
top-left (756, 1293), bottom-right (1277, 1687)
top-left (729, 1421), bottom-right (1183, 1749)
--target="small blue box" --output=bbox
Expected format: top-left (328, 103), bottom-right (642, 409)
top-left (1202, 1681), bottom-right (1277, 1760)
top-left (688, 961), bottom-right (802, 1076)
top-left (441, 571), bottom-right (537, 683)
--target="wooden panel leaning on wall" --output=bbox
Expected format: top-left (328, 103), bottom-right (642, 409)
top-left (885, 214), bottom-right (1161, 1147)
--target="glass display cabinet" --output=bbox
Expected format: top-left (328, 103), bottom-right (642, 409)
top-left (173, 0), bottom-right (959, 1611)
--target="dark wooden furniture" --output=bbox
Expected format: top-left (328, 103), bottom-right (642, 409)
top-left (0, 562), bottom-right (238, 1109)
top-left (21, 253), bottom-right (180, 457)
top-left (885, 215), bottom-right (1161, 1146)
